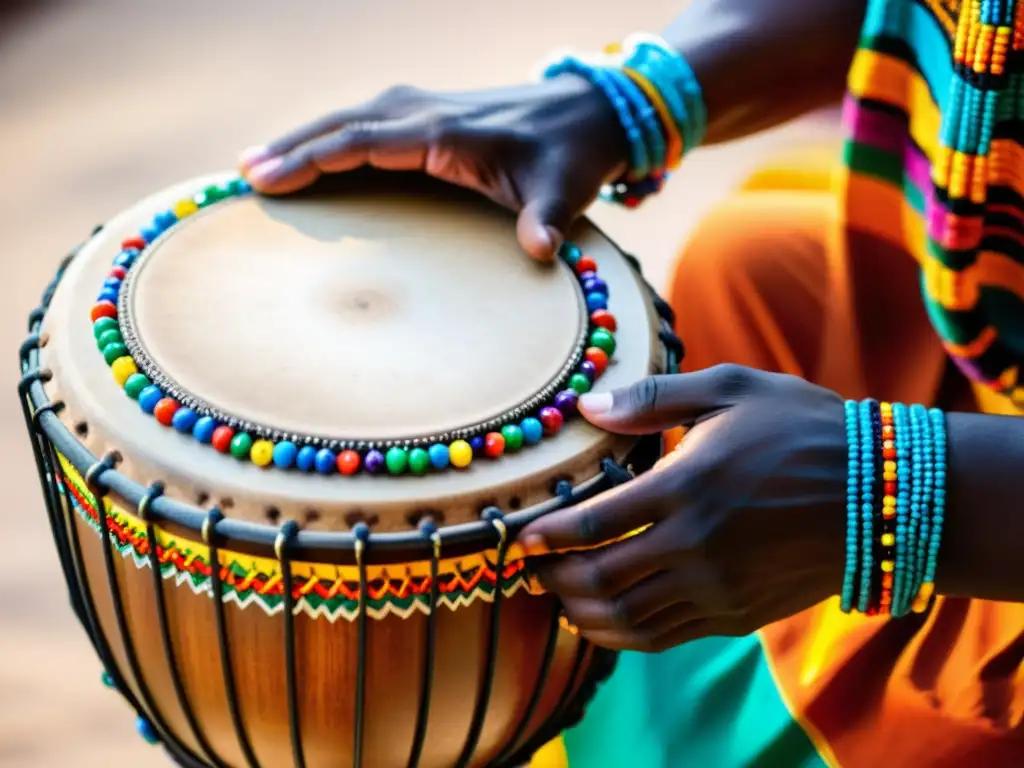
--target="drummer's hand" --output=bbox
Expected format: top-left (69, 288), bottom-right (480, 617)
top-left (518, 365), bottom-right (847, 652)
top-left (237, 78), bottom-right (628, 261)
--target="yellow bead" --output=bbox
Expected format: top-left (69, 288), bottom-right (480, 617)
top-left (883, 496), bottom-right (896, 506)
top-left (250, 439), bottom-right (274, 467)
top-left (918, 582), bottom-right (934, 600)
top-left (881, 533), bottom-right (895, 547)
top-left (111, 356), bottom-right (137, 386)
top-left (883, 460), bottom-right (896, 472)
top-left (173, 199), bottom-right (199, 218)
top-left (880, 560), bottom-right (894, 573)
top-left (449, 440), bottom-right (473, 468)
top-left (912, 595), bottom-right (930, 613)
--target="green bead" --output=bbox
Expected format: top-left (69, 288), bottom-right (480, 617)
top-left (102, 342), bottom-right (128, 365)
top-left (230, 433), bottom-right (253, 459)
top-left (501, 424), bottom-right (525, 452)
top-left (408, 448), bottom-right (430, 476)
top-left (227, 177), bottom-right (249, 196)
top-left (124, 373), bottom-right (150, 400)
top-left (93, 317), bottom-right (118, 340)
top-left (386, 447), bottom-right (409, 475)
top-left (97, 329), bottom-right (123, 350)
top-left (196, 184), bottom-right (224, 207)
top-left (569, 373), bottom-right (592, 395)
top-left (589, 328), bottom-right (616, 356)
top-left (561, 243), bottom-right (582, 266)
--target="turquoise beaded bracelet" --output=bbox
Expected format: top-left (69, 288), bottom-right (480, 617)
top-left (841, 399), bottom-right (948, 617)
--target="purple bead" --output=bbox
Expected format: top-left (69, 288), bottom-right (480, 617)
top-left (470, 435), bottom-right (486, 454)
top-left (578, 271), bottom-right (597, 283)
top-left (582, 276), bottom-right (608, 296)
top-left (364, 449), bottom-right (386, 474)
top-left (554, 389), bottom-right (579, 415)
top-left (580, 361), bottom-right (597, 380)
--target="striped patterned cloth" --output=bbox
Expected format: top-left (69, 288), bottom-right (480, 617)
top-left (840, 0), bottom-right (1024, 405)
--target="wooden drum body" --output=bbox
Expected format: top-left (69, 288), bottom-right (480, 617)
top-left (19, 171), bottom-right (681, 768)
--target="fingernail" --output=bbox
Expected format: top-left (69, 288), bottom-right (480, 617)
top-left (239, 145), bottom-right (273, 169)
top-left (520, 534), bottom-right (549, 557)
top-left (543, 226), bottom-right (563, 256)
top-left (245, 157), bottom-right (284, 183)
top-left (579, 392), bottom-right (613, 415)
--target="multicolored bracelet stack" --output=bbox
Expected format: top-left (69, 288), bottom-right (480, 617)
top-left (842, 399), bottom-right (948, 617)
top-left (539, 34), bottom-right (707, 208)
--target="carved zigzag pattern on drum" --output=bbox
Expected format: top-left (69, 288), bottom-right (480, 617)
top-left (56, 453), bottom-right (527, 622)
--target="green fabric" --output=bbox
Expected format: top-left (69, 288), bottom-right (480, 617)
top-left (562, 635), bottom-right (826, 768)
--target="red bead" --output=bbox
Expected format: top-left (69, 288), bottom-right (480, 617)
top-left (337, 450), bottom-right (361, 475)
top-left (882, 447), bottom-right (896, 460)
top-left (484, 432), bottom-right (505, 458)
top-left (109, 267), bottom-right (127, 280)
top-left (539, 406), bottom-right (564, 435)
top-left (576, 257), bottom-right (597, 275)
top-left (882, 573), bottom-right (894, 588)
top-left (121, 236), bottom-right (146, 250)
top-left (590, 309), bottom-right (617, 332)
top-left (584, 347), bottom-right (609, 376)
top-left (211, 426), bottom-right (234, 453)
top-left (153, 398), bottom-right (179, 426)
top-left (884, 481), bottom-right (897, 495)
top-left (866, 607), bottom-right (878, 616)
top-left (90, 301), bottom-right (117, 322)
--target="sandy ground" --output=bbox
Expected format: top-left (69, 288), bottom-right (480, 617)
top-left (0, 2), bottom-right (839, 765)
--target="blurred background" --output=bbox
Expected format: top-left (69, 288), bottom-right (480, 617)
top-left (0, 1), bottom-right (838, 765)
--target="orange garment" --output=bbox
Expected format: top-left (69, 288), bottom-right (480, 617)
top-left (661, 151), bottom-right (1024, 765)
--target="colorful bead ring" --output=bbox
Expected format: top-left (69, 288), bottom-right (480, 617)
top-left (90, 178), bottom-right (620, 477)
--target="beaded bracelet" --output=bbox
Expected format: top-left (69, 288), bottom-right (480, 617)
top-left (541, 56), bottom-right (652, 180)
top-left (539, 34), bottom-right (707, 209)
top-left (841, 399), bottom-right (948, 617)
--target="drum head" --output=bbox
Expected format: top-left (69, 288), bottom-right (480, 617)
top-left (43, 171), bottom-right (664, 530)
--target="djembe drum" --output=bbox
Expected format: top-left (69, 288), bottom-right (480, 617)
top-left (18, 170), bottom-right (681, 768)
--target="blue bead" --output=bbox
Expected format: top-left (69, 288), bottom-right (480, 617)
top-left (273, 441), bottom-right (298, 469)
top-left (141, 226), bottom-right (160, 243)
top-left (521, 418), bottom-right (543, 445)
top-left (171, 407), bottom-right (198, 433)
top-left (314, 448), bottom-right (336, 474)
top-left (561, 243), bottom-right (582, 266)
top-left (154, 210), bottom-right (178, 230)
top-left (470, 435), bottom-right (485, 454)
top-left (296, 446), bottom-right (317, 472)
top-left (113, 249), bottom-right (138, 268)
top-left (192, 416), bottom-right (216, 443)
top-left (136, 716), bottom-right (159, 745)
top-left (101, 671), bottom-right (115, 688)
top-left (103, 277), bottom-right (123, 290)
top-left (138, 386), bottom-right (163, 414)
top-left (586, 292), bottom-right (608, 312)
top-left (428, 443), bottom-right (450, 470)
top-left (97, 288), bottom-right (119, 303)
top-left (582, 276), bottom-right (609, 296)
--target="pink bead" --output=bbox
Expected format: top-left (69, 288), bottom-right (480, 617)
top-left (539, 406), bottom-right (564, 435)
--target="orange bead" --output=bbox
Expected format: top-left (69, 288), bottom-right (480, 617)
top-left (484, 432), bottom-right (505, 458)
top-left (337, 450), bottom-right (361, 475)
top-left (883, 446), bottom-right (897, 460)
top-left (882, 425), bottom-right (895, 438)
top-left (584, 347), bottom-right (609, 376)
top-left (882, 573), bottom-right (894, 588)
top-left (153, 398), bottom-right (179, 426)
top-left (884, 481), bottom-right (897, 495)
top-left (90, 301), bottom-right (117, 322)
